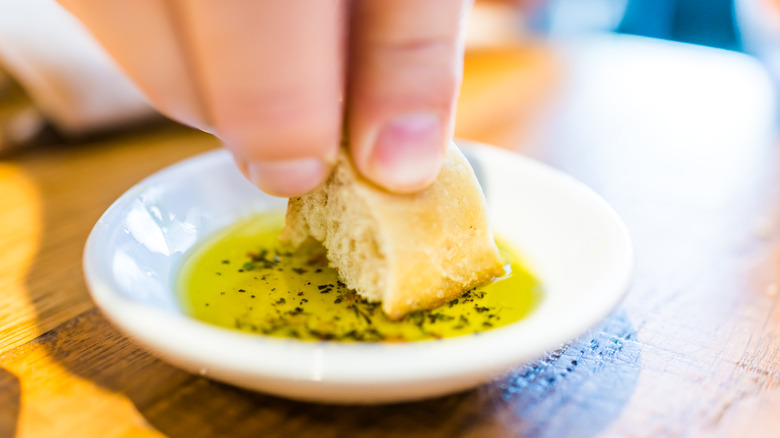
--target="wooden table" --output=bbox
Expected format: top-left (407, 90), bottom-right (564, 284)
top-left (1, 34), bottom-right (779, 437)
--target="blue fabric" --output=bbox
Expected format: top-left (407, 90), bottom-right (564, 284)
top-left (618, 0), bottom-right (742, 51)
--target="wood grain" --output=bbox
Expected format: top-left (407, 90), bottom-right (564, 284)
top-left (0, 125), bottom-right (218, 354)
top-left (0, 36), bottom-right (779, 437)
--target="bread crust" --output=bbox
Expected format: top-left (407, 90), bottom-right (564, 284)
top-left (280, 142), bottom-right (504, 319)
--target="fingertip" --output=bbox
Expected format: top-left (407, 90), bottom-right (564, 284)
top-left (237, 157), bottom-right (331, 198)
top-left (354, 112), bottom-right (447, 193)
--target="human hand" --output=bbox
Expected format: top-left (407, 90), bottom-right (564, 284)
top-left (58, 0), bottom-right (472, 197)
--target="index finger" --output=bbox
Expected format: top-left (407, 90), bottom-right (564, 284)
top-left (175, 0), bottom-right (345, 196)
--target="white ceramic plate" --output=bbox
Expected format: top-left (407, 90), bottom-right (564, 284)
top-left (83, 140), bottom-right (633, 404)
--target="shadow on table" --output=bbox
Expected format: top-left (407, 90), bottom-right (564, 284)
top-left (135, 311), bottom-right (640, 438)
top-left (36, 307), bottom-right (638, 438)
top-left (0, 368), bottom-right (20, 438)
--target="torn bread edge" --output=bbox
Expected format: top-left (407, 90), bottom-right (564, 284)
top-left (280, 142), bottom-right (504, 319)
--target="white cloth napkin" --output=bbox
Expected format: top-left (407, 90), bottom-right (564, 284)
top-left (0, 0), bottom-right (156, 137)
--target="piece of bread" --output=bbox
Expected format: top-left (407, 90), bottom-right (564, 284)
top-left (280, 142), bottom-right (504, 319)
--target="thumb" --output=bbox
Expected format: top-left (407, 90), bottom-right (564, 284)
top-left (346, 0), bottom-right (469, 193)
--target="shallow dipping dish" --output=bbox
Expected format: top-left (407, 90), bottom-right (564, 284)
top-left (83, 140), bottom-right (633, 404)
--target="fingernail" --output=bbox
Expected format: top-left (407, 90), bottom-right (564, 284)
top-left (368, 113), bottom-right (444, 192)
top-left (247, 158), bottom-right (328, 197)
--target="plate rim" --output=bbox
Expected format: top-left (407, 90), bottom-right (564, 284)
top-left (83, 140), bottom-right (634, 389)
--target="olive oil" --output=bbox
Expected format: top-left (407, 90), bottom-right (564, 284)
top-left (178, 210), bottom-right (541, 342)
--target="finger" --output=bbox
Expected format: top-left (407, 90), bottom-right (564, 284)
top-left (348, 0), bottom-right (471, 193)
top-left (57, 0), bottom-right (206, 129)
top-left (175, 0), bottom-right (344, 197)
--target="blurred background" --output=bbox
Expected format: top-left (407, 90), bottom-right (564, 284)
top-left (533, 0), bottom-right (741, 50)
top-left (0, 0), bottom-right (777, 153)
